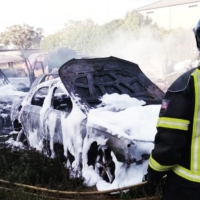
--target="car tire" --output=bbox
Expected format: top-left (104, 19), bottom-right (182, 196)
top-left (0, 116), bottom-right (4, 130)
top-left (16, 128), bottom-right (28, 146)
top-left (95, 146), bottom-right (115, 183)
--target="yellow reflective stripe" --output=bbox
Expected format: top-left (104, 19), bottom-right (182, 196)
top-left (149, 156), bottom-right (176, 172)
top-left (191, 70), bottom-right (200, 172)
top-left (173, 165), bottom-right (200, 183)
top-left (157, 117), bottom-right (190, 131)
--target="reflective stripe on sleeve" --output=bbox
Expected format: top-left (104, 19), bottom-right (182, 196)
top-left (173, 165), bottom-right (200, 183)
top-left (191, 70), bottom-right (200, 172)
top-left (156, 117), bottom-right (190, 131)
top-left (149, 156), bottom-right (176, 172)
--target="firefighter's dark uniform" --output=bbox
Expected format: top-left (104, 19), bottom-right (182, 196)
top-left (147, 67), bottom-right (200, 200)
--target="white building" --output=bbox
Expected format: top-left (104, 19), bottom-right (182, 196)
top-left (138, 0), bottom-right (200, 30)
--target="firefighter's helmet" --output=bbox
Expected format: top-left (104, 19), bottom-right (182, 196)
top-left (194, 19), bottom-right (200, 51)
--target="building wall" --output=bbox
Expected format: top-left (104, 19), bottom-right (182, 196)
top-left (139, 2), bottom-right (200, 30)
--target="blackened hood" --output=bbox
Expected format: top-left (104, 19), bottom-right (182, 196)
top-left (59, 56), bottom-right (164, 108)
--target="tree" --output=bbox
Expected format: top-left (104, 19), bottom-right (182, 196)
top-left (0, 24), bottom-right (44, 49)
top-left (40, 11), bottom-right (160, 53)
top-left (123, 10), bottom-right (155, 32)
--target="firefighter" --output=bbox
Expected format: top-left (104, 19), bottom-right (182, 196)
top-left (146, 19), bottom-right (200, 200)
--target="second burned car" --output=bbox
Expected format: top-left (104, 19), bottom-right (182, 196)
top-left (11, 56), bottom-right (164, 186)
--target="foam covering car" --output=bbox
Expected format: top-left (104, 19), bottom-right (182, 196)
top-left (12, 56), bottom-right (164, 184)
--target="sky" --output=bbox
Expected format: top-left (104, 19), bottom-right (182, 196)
top-left (0, 0), bottom-right (158, 36)
top-left (4, 78), bottom-right (161, 191)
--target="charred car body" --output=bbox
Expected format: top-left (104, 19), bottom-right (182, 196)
top-left (0, 52), bottom-right (60, 130)
top-left (12, 57), bottom-right (164, 183)
top-left (0, 54), bottom-right (32, 129)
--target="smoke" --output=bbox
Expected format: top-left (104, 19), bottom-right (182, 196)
top-left (47, 47), bottom-right (78, 72)
top-left (92, 26), bottom-right (197, 80)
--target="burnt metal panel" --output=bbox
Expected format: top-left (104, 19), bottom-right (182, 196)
top-left (59, 56), bottom-right (164, 108)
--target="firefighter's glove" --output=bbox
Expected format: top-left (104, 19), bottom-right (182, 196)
top-left (143, 165), bottom-right (165, 196)
top-left (143, 181), bottom-right (157, 197)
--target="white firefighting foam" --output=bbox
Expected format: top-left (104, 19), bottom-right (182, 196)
top-left (0, 84), bottom-right (26, 102)
top-left (82, 93), bottom-right (160, 190)
top-left (13, 87), bottom-right (161, 191)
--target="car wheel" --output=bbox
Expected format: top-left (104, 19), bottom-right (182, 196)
top-left (0, 116), bottom-right (4, 130)
top-left (95, 147), bottom-right (115, 183)
top-left (16, 129), bottom-right (28, 146)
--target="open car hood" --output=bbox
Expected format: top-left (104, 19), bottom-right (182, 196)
top-left (59, 56), bottom-right (164, 109)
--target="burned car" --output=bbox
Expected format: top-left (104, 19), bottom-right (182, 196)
top-left (12, 57), bottom-right (164, 187)
top-left (0, 54), bottom-right (32, 91)
top-left (11, 72), bottom-right (59, 130)
top-left (0, 54), bottom-right (30, 129)
top-left (0, 52), bottom-right (60, 130)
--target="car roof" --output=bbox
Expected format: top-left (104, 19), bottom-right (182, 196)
top-left (28, 76), bottom-right (60, 93)
top-left (30, 73), bottom-right (59, 89)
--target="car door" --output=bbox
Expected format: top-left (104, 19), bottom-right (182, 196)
top-left (44, 84), bottom-right (73, 157)
top-left (20, 86), bottom-right (49, 148)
